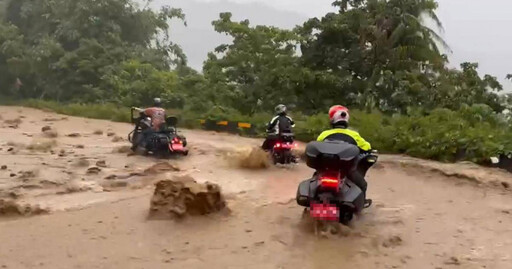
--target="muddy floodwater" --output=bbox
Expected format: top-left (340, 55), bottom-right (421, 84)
top-left (0, 106), bottom-right (511, 269)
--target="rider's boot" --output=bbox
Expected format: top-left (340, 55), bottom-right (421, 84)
top-left (363, 192), bottom-right (372, 208)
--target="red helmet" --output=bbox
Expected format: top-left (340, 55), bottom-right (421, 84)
top-left (329, 105), bottom-right (349, 125)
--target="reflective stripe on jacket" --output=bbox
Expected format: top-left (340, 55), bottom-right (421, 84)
top-left (316, 128), bottom-right (372, 151)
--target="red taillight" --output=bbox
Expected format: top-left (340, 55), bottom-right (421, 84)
top-left (320, 177), bottom-right (339, 188)
top-left (319, 171), bottom-right (341, 189)
top-left (275, 142), bottom-right (294, 149)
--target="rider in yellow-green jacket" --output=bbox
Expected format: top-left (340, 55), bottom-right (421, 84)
top-left (317, 105), bottom-right (372, 198)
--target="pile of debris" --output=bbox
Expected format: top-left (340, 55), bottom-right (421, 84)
top-left (149, 175), bottom-right (227, 219)
top-left (0, 199), bottom-right (49, 217)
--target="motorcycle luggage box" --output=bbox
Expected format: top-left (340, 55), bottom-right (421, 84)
top-left (305, 141), bottom-right (359, 170)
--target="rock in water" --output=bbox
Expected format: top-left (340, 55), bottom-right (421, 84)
top-left (149, 176), bottom-right (227, 219)
top-left (67, 133), bottom-right (81, 137)
top-left (144, 162), bottom-right (181, 174)
top-left (0, 199), bottom-right (49, 217)
top-left (86, 167), bottom-right (102, 175)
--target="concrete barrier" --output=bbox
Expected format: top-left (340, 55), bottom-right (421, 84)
top-left (199, 119), bottom-right (256, 135)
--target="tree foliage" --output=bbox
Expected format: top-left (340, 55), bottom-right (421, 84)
top-left (0, 0), bottom-right (185, 104)
top-left (297, 0), bottom-right (503, 113)
top-left (203, 12), bottom-right (307, 114)
top-left (192, 0), bottom-right (506, 115)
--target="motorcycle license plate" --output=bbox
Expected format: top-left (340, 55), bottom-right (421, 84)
top-left (171, 143), bottom-right (184, 151)
top-left (281, 143), bottom-right (293, 149)
top-left (310, 203), bottom-right (339, 220)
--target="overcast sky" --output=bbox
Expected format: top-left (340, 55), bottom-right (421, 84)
top-left (183, 0), bottom-right (512, 90)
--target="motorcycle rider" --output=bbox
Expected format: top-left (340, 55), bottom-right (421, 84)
top-left (316, 105), bottom-right (372, 202)
top-left (262, 104), bottom-right (295, 151)
top-left (132, 98), bottom-right (167, 151)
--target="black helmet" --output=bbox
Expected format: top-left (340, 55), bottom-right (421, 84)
top-left (153, 98), bottom-right (162, 107)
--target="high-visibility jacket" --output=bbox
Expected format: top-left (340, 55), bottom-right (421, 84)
top-left (316, 128), bottom-right (372, 152)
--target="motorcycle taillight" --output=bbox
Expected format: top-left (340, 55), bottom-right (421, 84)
top-left (274, 143), bottom-right (281, 149)
top-left (172, 137), bottom-right (181, 144)
top-left (319, 171), bottom-right (341, 190)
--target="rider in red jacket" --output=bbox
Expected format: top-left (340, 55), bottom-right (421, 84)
top-left (133, 98), bottom-right (167, 151)
top-left (143, 105), bottom-right (166, 131)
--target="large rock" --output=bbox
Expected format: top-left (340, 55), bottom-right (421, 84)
top-left (0, 199), bottom-right (49, 217)
top-left (149, 176), bottom-right (226, 219)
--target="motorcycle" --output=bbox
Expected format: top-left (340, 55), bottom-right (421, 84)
top-left (268, 132), bottom-right (297, 165)
top-left (128, 107), bottom-right (189, 156)
top-left (296, 141), bottom-right (378, 225)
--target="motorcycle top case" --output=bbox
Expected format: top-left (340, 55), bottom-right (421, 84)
top-left (305, 141), bottom-right (359, 170)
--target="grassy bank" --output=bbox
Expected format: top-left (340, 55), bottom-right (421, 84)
top-left (2, 99), bottom-right (511, 165)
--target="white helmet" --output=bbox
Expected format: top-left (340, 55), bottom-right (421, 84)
top-left (153, 98), bottom-right (162, 107)
top-left (275, 104), bottom-right (287, 115)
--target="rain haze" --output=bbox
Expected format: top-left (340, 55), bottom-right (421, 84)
top-left (150, 0), bottom-right (512, 90)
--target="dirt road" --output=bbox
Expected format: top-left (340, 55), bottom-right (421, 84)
top-left (1, 106), bottom-right (511, 269)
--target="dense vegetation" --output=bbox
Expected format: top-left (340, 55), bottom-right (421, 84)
top-left (0, 0), bottom-right (511, 163)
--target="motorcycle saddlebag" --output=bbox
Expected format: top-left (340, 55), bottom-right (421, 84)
top-left (296, 178), bottom-right (315, 207)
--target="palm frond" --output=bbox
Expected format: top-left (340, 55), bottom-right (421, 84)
top-left (388, 22), bottom-right (405, 46)
top-left (426, 10), bottom-right (444, 33)
top-left (403, 13), bottom-right (451, 52)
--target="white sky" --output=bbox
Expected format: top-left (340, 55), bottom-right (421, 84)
top-left (192, 0), bottom-right (512, 90)
top-left (200, 0), bottom-right (336, 17)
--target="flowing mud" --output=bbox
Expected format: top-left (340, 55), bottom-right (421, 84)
top-left (224, 146), bottom-right (271, 169)
top-left (0, 106), bottom-right (512, 269)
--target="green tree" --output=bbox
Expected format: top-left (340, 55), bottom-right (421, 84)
top-left (294, 0), bottom-right (505, 114)
top-left (203, 12), bottom-right (306, 114)
top-left (0, 22), bottom-right (26, 96)
top-left (298, 0), bottom-right (450, 112)
top-left (101, 60), bottom-right (183, 107)
top-left (0, 0), bottom-right (186, 102)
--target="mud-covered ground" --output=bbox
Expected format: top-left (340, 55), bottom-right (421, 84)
top-left (1, 107), bottom-right (512, 269)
